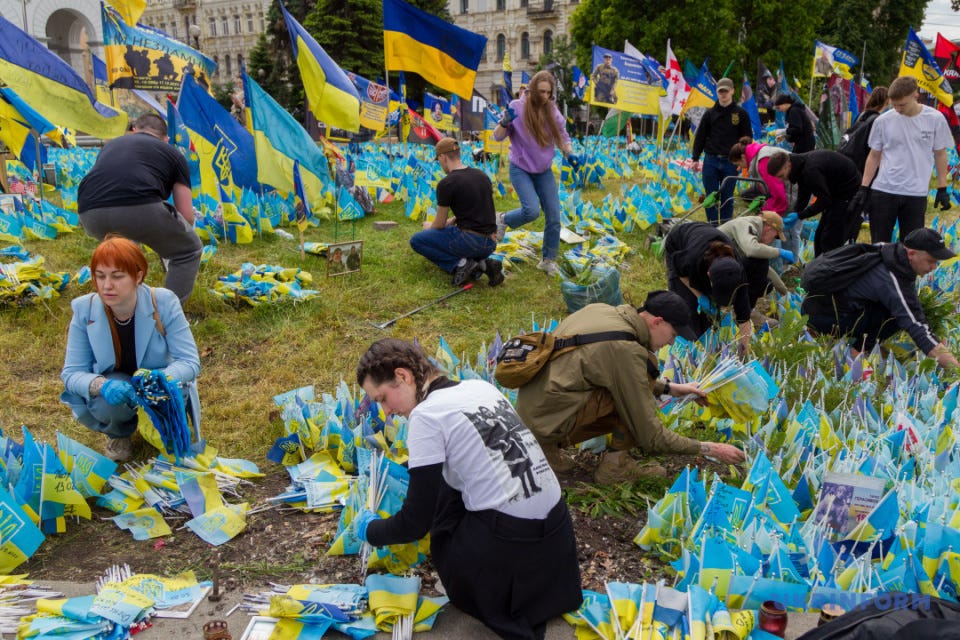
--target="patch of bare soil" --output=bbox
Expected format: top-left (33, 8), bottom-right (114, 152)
top-left (23, 453), bottom-right (726, 596)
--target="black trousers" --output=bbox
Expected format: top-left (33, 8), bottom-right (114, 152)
top-left (803, 297), bottom-right (900, 352)
top-left (813, 197), bottom-right (858, 256)
top-left (868, 191), bottom-right (927, 244)
top-left (430, 484), bottom-right (583, 640)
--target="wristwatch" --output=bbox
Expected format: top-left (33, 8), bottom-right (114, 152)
top-left (663, 380), bottom-right (671, 395)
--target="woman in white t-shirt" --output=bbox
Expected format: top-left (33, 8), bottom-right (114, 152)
top-left (353, 338), bottom-right (582, 640)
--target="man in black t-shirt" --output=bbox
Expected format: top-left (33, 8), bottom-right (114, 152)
top-left (410, 137), bottom-right (503, 286)
top-left (78, 113), bottom-right (202, 303)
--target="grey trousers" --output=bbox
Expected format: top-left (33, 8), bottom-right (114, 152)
top-left (80, 201), bottom-right (203, 303)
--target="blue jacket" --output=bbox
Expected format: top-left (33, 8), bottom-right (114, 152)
top-left (61, 285), bottom-right (200, 427)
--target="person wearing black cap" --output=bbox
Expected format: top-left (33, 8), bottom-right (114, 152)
top-left (409, 137), bottom-right (503, 286)
top-left (691, 77), bottom-right (753, 225)
top-left (802, 228), bottom-right (959, 368)
top-left (774, 94), bottom-right (815, 153)
top-left (663, 221), bottom-right (754, 353)
top-left (591, 53), bottom-right (619, 105)
top-left (515, 291), bottom-right (746, 485)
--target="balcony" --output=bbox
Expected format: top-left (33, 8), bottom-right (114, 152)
top-left (173, 0), bottom-right (196, 10)
top-left (526, 0), bottom-right (555, 17)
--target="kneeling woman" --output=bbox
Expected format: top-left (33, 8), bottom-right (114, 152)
top-left (354, 338), bottom-right (582, 639)
top-left (61, 236), bottom-right (200, 462)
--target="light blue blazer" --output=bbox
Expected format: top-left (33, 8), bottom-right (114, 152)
top-left (61, 284), bottom-right (201, 429)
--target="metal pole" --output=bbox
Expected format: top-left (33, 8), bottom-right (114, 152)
top-left (859, 40), bottom-right (867, 87)
top-left (21, 0), bottom-right (28, 33)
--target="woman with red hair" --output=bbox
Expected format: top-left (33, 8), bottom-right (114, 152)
top-left (493, 70), bottom-right (578, 276)
top-left (61, 235), bottom-right (200, 462)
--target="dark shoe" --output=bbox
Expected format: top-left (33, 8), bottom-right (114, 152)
top-left (484, 258), bottom-right (505, 286)
top-left (451, 258), bottom-right (480, 286)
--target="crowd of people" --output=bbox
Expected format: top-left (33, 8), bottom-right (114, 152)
top-left (53, 71), bottom-right (960, 640)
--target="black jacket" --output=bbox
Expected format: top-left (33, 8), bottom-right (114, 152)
top-left (664, 222), bottom-right (751, 323)
top-left (785, 103), bottom-right (816, 153)
top-left (692, 102), bottom-right (754, 159)
top-left (786, 151), bottom-right (862, 219)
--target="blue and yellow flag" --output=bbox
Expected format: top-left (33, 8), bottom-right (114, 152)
top-left (0, 16), bottom-right (127, 138)
top-left (680, 62), bottom-right (716, 115)
top-left (0, 92), bottom-right (47, 171)
top-left (901, 27), bottom-right (954, 107)
top-left (423, 92), bottom-right (454, 132)
top-left (281, 3), bottom-right (361, 132)
top-left (102, 5), bottom-right (217, 92)
top-left (292, 160), bottom-right (315, 232)
top-left (91, 54), bottom-right (115, 107)
top-left (348, 71), bottom-right (391, 131)
top-left (218, 183), bottom-right (253, 244)
top-left (107, 0), bottom-right (147, 26)
top-left (166, 99), bottom-right (203, 200)
top-left (242, 71), bottom-right (331, 208)
top-left (177, 73), bottom-right (259, 197)
top-left (812, 40), bottom-right (858, 80)
top-left (0, 485), bottom-right (44, 574)
top-left (383, 0), bottom-right (486, 99)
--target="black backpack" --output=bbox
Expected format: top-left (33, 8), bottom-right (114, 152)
top-left (837, 111), bottom-right (879, 171)
top-left (801, 243), bottom-right (883, 295)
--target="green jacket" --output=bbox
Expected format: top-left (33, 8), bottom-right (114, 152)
top-left (515, 303), bottom-right (701, 455)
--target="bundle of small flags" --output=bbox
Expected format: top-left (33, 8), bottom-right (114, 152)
top-left (0, 248), bottom-right (71, 305)
top-left (209, 263), bottom-right (319, 306)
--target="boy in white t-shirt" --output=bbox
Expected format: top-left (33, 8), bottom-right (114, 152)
top-left (849, 76), bottom-right (953, 243)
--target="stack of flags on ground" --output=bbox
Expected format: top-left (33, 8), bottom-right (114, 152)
top-left (209, 263), bottom-right (320, 307)
top-left (0, 247), bottom-right (71, 305)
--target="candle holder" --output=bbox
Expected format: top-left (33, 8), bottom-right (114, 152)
top-left (758, 600), bottom-right (787, 638)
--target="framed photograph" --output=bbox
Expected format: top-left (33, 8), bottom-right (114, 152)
top-left (239, 616), bottom-right (279, 640)
top-left (326, 240), bottom-right (363, 277)
top-left (0, 193), bottom-right (22, 216)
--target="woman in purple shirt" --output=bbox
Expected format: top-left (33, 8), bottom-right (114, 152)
top-left (493, 71), bottom-right (577, 276)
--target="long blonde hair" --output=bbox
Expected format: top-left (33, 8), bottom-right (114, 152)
top-left (523, 70), bottom-right (564, 149)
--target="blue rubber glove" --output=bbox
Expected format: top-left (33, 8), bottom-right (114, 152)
top-left (101, 379), bottom-right (137, 406)
top-left (566, 153), bottom-right (582, 170)
top-left (778, 248), bottom-right (796, 263)
top-left (782, 212), bottom-right (799, 229)
top-left (697, 295), bottom-right (716, 314)
top-left (498, 106), bottom-right (516, 128)
top-left (353, 509), bottom-right (381, 543)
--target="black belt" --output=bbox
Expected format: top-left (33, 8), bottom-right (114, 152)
top-left (461, 228), bottom-right (495, 238)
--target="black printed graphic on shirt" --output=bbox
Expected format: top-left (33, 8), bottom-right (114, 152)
top-left (462, 398), bottom-right (543, 500)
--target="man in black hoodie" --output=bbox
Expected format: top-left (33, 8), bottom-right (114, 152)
top-left (691, 77), bottom-right (753, 225)
top-left (768, 150), bottom-right (862, 255)
top-left (801, 228), bottom-right (959, 368)
top-left (774, 94), bottom-right (816, 153)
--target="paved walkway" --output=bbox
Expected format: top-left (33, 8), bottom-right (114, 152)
top-left (45, 580), bottom-right (821, 639)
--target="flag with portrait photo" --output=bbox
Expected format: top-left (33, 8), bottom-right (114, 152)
top-left (383, 0), bottom-right (486, 98)
top-left (101, 5), bottom-right (216, 92)
top-left (281, 3), bottom-right (361, 132)
top-left (0, 15), bottom-right (127, 139)
top-left (901, 27), bottom-right (954, 106)
top-left (348, 71), bottom-right (391, 131)
top-left (812, 40), bottom-right (858, 79)
top-left (423, 92), bottom-right (454, 132)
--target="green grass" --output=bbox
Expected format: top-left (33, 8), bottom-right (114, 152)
top-left (0, 180), bottom-right (666, 459)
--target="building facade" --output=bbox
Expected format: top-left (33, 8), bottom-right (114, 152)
top-left (0, 0), bottom-right (103, 77)
top-left (140, 0), bottom-right (271, 91)
top-left (447, 0), bottom-right (577, 102)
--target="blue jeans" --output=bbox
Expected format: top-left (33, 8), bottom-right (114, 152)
top-left (410, 226), bottom-right (495, 273)
top-left (701, 154), bottom-right (738, 225)
top-left (504, 163), bottom-right (561, 260)
top-left (85, 372), bottom-right (138, 439)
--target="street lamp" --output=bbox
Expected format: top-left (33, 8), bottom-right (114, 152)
top-left (188, 23), bottom-right (201, 50)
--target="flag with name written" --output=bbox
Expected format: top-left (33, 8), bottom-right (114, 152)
top-left (900, 27), bottom-right (953, 107)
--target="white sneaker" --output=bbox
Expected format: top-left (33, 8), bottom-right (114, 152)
top-left (495, 213), bottom-right (507, 243)
top-left (104, 437), bottom-right (133, 463)
top-left (537, 259), bottom-right (559, 276)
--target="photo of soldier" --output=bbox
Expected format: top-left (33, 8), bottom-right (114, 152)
top-left (592, 53), bottom-right (619, 105)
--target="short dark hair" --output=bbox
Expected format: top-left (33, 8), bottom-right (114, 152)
top-left (134, 113), bottom-right (167, 137)
top-left (888, 76), bottom-right (918, 100)
top-left (766, 152), bottom-right (790, 176)
top-left (774, 94), bottom-right (795, 106)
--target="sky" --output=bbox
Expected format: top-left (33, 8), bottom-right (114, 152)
top-left (920, 0), bottom-right (960, 42)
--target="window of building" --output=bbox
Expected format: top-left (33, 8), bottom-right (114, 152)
top-left (520, 0), bottom-right (528, 7)
top-left (480, 42), bottom-right (487, 62)
top-left (225, 54), bottom-right (232, 76)
top-left (234, 15), bottom-right (242, 34)
top-left (237, 54), bottom-right (244, 73)
top-left (209, 20), bottom-right (217, 37)
top-left (247, 15), bottom-right (254, 32)
top-left (496, 0), bottom-right (505, 9)
top-left (521, 32), bottom-right (529, 59)
top-left (496, 34), bottom-right (505, 62)
top-left (543, 29), bottom-right (553, 56)
top-left (221, 17), bottom-right (229, 36)
top-left (171, 23), bottom-right (178, 38)
top-left (213, 55), bottom-right (219, 76)
top-left (259, 15), bottom-right (265, 31)
top-left (460, 0), bottom-right (468, 13)
top-left (159, 22), bottom-right (166, 33)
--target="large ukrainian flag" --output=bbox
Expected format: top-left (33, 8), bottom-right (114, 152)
top-left (280, 4), bottom-right (361, 133)
top-left (0, 16), bottom-right (127, 139)
top-left (243, 71), bottom-right (332, 209)
top-left (383, 0), bottom-right (486, 99)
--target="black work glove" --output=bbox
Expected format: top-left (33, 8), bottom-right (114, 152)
top-left (847, 186), bottom-right (871, 215)
top-left (935, 187), bottom-right (951, 210)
